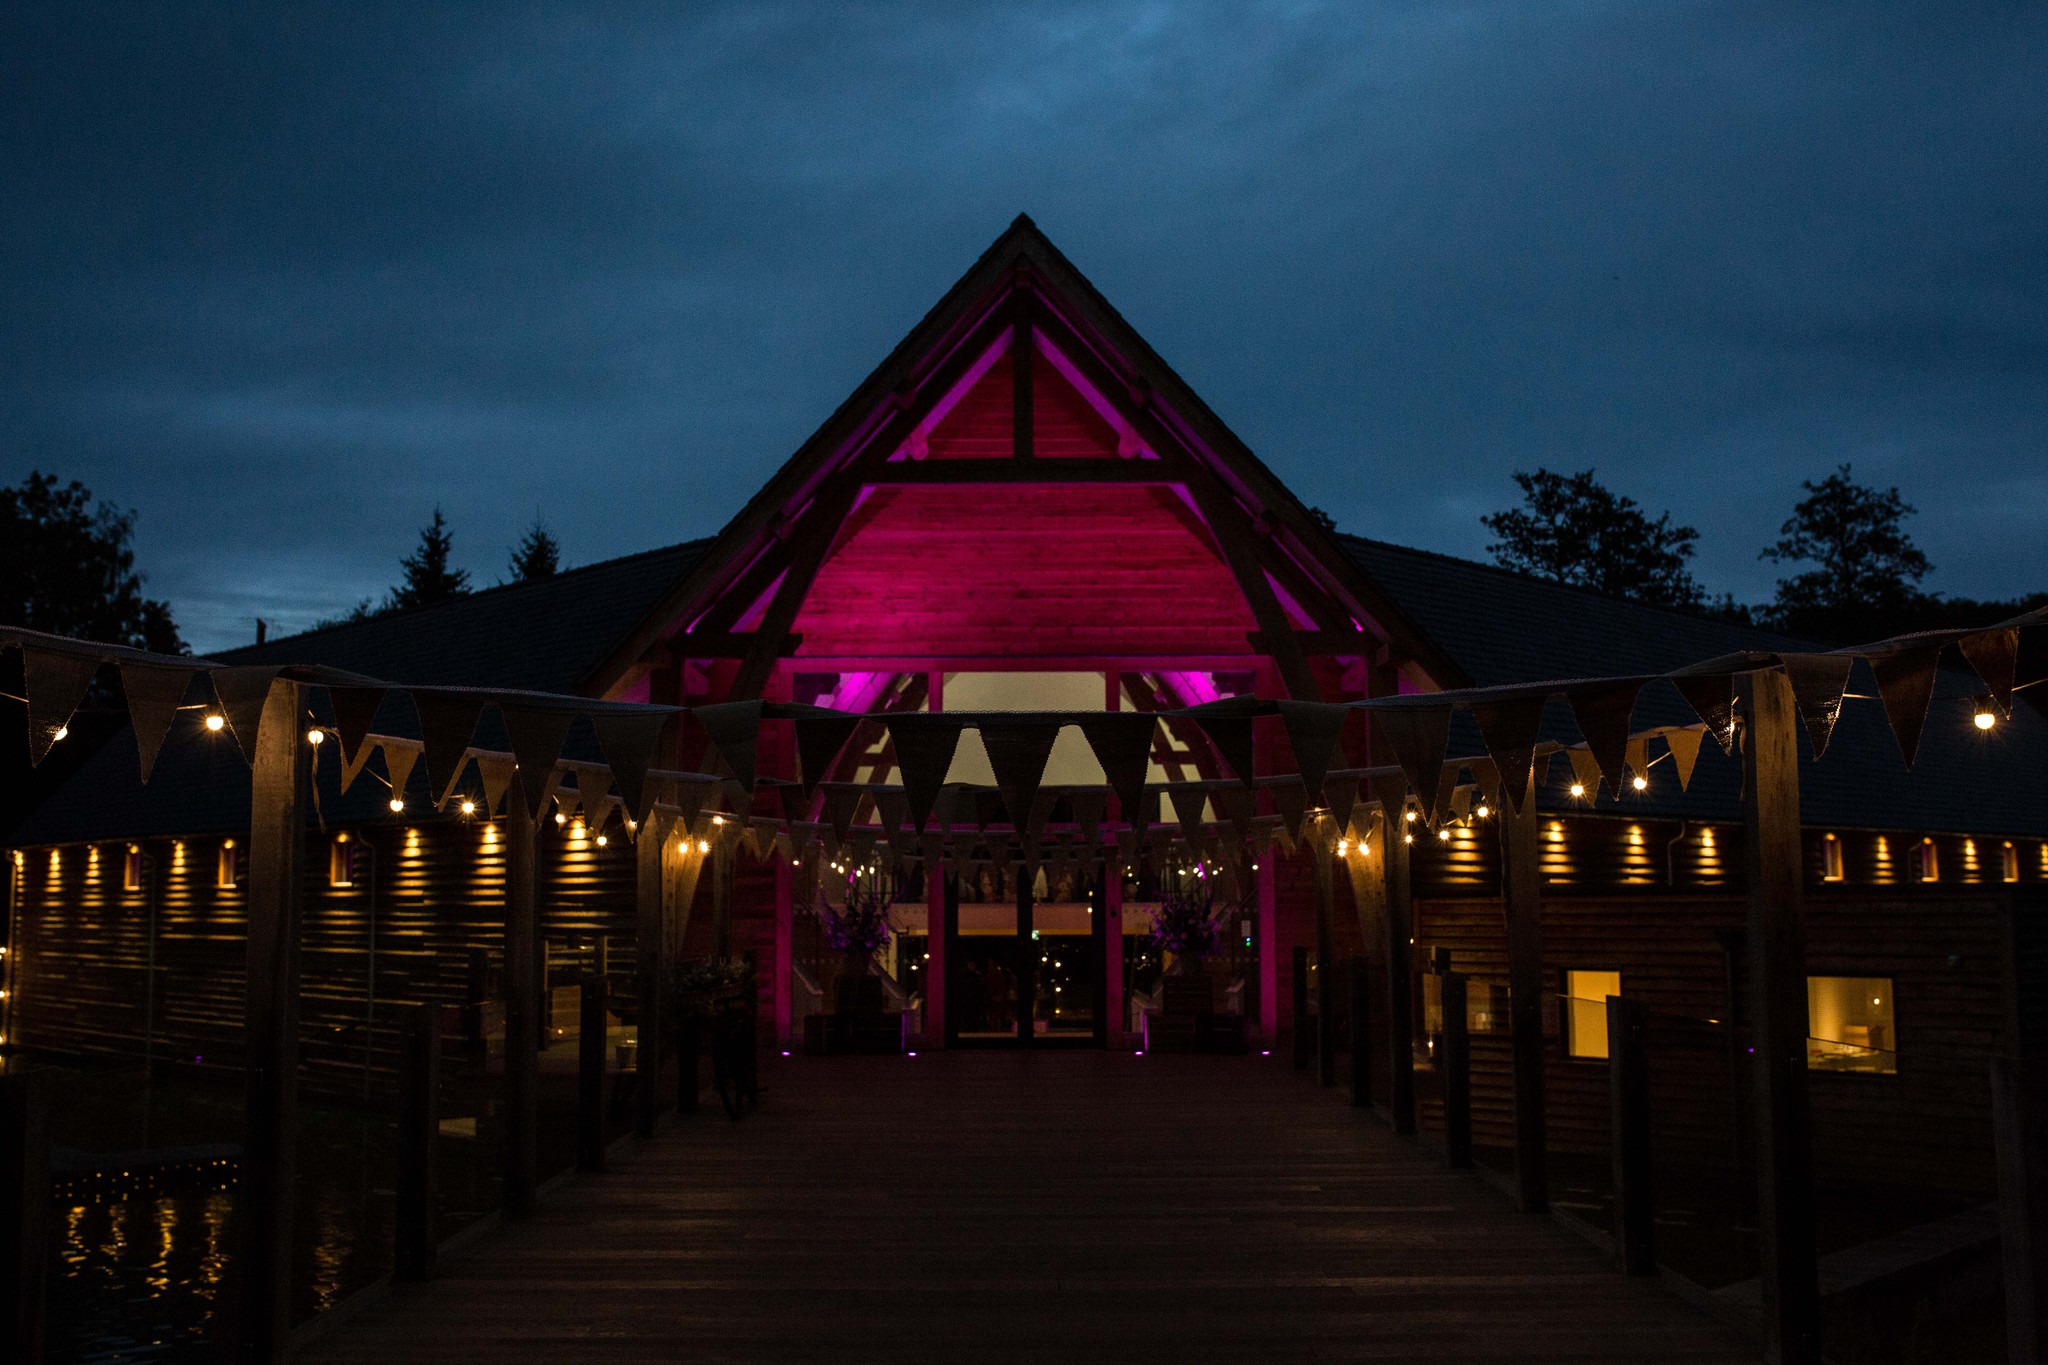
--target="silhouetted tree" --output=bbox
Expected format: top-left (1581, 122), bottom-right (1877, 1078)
top-left (1482, 468), bottom-right (1704, 608)
top-left (386, 507), bottom-right (471, 611)
top-left (506, 517), bottom-right (560, 583)
top-left (0, 471), bottom-right (183, 651)
top-left (1760, 465), bottom-right (1931, 641)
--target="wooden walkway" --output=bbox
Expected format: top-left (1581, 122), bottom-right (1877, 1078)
top-left (305, 1051), bottom-right (1754, 1364)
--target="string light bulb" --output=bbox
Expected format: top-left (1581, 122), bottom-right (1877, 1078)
top-left (1569, 782), bottom-right (1586, 799)
top-left (1402, 832), bottom-right (1414, 845)
top-left (595, 834), bottom-right (608, 847)
top-left (1975, 708), bottom-right (1998, 731)
top-left (555, 811), bottom-right (567, 826)
top-left (204, 714), bottom-right (225, 732)
top-left (52, 725), bottom-right (68, 743)
top-left (1403, 808), bottom-right (1417, 823)
top-left (1437, 828), bottom-right (1451, 841)
top-left (1632, 773), bottom-right (1649, 792)
top-left (306, 728), bottom-right (324, 746)
top-left (460, 799), bottom-right (477, 816)
top-left (1475, 803), bottom-right (1490, 818)
top-left (698, 839), bottom-right (711, 854)
top-left (388, 798), bottom-right (405, 813)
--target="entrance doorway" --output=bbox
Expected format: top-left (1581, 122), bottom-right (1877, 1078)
top-left (943, 865), bottom-right (1106, 1048)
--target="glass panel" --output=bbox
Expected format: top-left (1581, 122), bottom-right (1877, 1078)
top-left (1565, 970), bottom-right (1622, 1058)
top-left (1032, 898), bottom-right (1096, 1038)
top-left (1807, 976), bottom-right (1897, 1073)
top-left (955, 897), bottom-right (1022, 1040)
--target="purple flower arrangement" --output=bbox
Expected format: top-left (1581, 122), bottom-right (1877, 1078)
top-left (1150, 884), bottom-right (1225, 961)
top-left (823, 886), bottom-right (893, 960)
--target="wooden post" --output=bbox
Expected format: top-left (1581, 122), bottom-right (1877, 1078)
top-left (0, 1073), bottom-right (49, 1365)
top-left (773, 854), bottom-right (794, 1048)
top-left (1016, 863), bottom-right (1035, 1047)
top-left (1382, 808), bottom-right (1417, 1135)
top-left (1291, 945), bottom-right (1312, 1070)
top-left (1992, 1057), bottom-right (2048, 1363)
top-left (463, 945), bottom-right (488, 1057)
top-left (1441, 969), bottom-right (1472, 1168)
top-left (1257, 856), bottom-right (1279, 1047)
top-left (502, 805), bottom-right (538, 1217)
top-left (1103, 866), bottom-right (1124, 1047)
top-left (1742, 667), bottom-right (1820, 1365)
top-left (577, 973), bottom-right (607, 1173)
top-left (1608, 993), bottom-right (1654, 1275)
top-left (1313, 838), bottom-right (1337, 1087)
top-left (240, 678), bottom-right (309, 1362)
top-left (925, 854), bottom-right (948, 1048)
top-left (394, 1001), bottom-right (439, 1283)
top-left (1349, 956), bottom-right (1372, 1107)
top-left (711, 836), bottom-right (733, 960)
top-left (635, 823), bottom-right (665, 1138)
top-left (534, 938), bottom-right (551, 1052)
top-left (1499, 782), bottom-right (1548, 1212)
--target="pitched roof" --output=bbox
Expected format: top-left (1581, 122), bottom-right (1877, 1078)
top-left (219, 539), bottom-right (712, 692)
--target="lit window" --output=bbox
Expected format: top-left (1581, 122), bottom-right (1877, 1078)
top-left (217, 841), bottom-right (238, 889)
top-left (2004, 842), bottom-right (2020, 884)
top-left (1564, 970), bottom-right (1622, 1059)
top-left (1916, 838), bottom-right (1940, 883)
top-left (1808, 976), bottom-right (1896, 1074)
top-left (123, 846), bottom-right (145, 892)
top-left (329, 834), bottom-right (355, 888)
top-left (1821, 833), bottom-right (1844, 882)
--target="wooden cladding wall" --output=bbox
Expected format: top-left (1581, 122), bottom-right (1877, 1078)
top-left (791, 485), bottom-right (1260, 659)
top-left (1407, 890), bottom-right (2014, 1192)
top-left (8, 819), bottom-right (643, 1091)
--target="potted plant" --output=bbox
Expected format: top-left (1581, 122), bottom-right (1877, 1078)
top-left (823, 886), bottom-right (893, 1016)
top-left (1151, 884), bottom-right (1225, 1016)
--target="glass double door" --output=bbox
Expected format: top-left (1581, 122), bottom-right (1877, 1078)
top-left (945, 872), bottom-right (1106, 1048)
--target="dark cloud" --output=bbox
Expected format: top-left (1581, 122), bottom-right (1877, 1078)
top-left (4, 1), bottom-right (2044, 651)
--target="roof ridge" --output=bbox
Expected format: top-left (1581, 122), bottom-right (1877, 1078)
top-left (224, 536), bottom-right (715, 659)
top-left (1338, 532), bottom-right (1817, 649)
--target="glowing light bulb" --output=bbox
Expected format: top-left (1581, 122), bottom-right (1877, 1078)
top-left (1403, 809), bottom-right (1417, 823)
top-left (555, 811), bottom-right (567, 826)
top-left (1475, 804), bottom-right (1490, 819)
top-left (698, 839), bottom-right (711, 854)
top-left (204, 714), bottom-right (225, 732)
top-left (460, 799), bottom-right (476, 816)
top-left (711, 814), bottom-right (725, 826)
top-left (595, 834), bottom-right (608, 847)
top-left (306, 728), bottom-right (324, 746)
top-left (389, 798), bottom-right (405, 813)
top-left (1632, 774), bottom-right (1649, 792)
top-left (1402, 833), bottom-right (1413, 845)
top-left (52, 725), bottom-right (68, 742)
top-left (1569, 782), bottom-right (1586, 798)
top-left (1437, 828), bottom-right (1450, 841)
top-left (1975, 709), bottom-right (1997, 731)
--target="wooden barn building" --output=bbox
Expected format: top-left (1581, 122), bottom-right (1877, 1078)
top-left (6, 217), bottom-right (2047, 1194)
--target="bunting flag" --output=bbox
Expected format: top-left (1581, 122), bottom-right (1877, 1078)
top-left (1670, 671), bottom-right (1738, 754)
top-left (1369, 704), bottom-right (1451, 821)
top-left (1168, 788), bottom-right (1210, 849)
top-left (22, 646), bottom-right (103, 767)
top-left (208, 666), bottom-right (284, 767)
top-left (1272, 779), bottom-right (1309, 847)
top-left (1869, 644), bottom-right (1944, 768)
top-left (592, 709), bottom-right (671, 825)
top-left (1780, 653), bottom-right (1857, 759)
top-left (1664, 727), bottom-right (1705, 791)
top-left (1624, 735), bottom-right (1650, 789)
top-left (1069, 788), bottom-right (1107, 851)
top-left (1567, 681), bottom-right (1640, 799)
top-left (794, 711), bottom-right (864, 798)
top-left (1366, 770), bottom-right (1409, 832)
top-left (117, 660), bottom-right (199, 783)
top-left (885, 715), bottom-right (965, 831)
top-left (502, 705), bottom-right (576, 820)
top-left (1217, 786), bottom-right (1256, 846)
top-left (381, 739), bottom-right (421, 808)
top-left (1958, 627), bottom-right (2019, 716)
top-left (326, 686), bottom-right (387, 768)
top-left (573, 764), bottom-right (614, 825)
top-left (667, 774), bottom-right (720, 835)
top-left (1449, 785), bottom-right (1472, 822)
top-left (435, 753), bottom-right (477, 810)
top-left (822, 784), bottom-right (865, 843)
top-left (414, 691), bottom-right (487, 800)
top-left (1276, 700), bottom-right (1348, 804)
top-left (694, 700), bottom-right (764, 791)
top-left (980, 722), bottom-right (1062, 833)
top-left (875, 788), bottom-right (911, 836)
top-left (476, 754), bottom-right (517, 817)
top-left (1325, 771), bottom-right (1359, 836)
top-left (1469, 695), bottom-right (1549, 814)
top-left (1188, 704), bottom-right (1258, 787)
top-left (1077, 714), bottom-right (1156, 829)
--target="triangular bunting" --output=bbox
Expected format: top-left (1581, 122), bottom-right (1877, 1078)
top-left (1272, 780), bottom-right (1309, 845)
top-left (794, 712), bottom-right (864, 798)
top-left (500, 705), bottom-right (576, 820)
top-left (1671, 671), bottom-right (1738, 753)
top-left (885, 715), bottom-right (965, 831)
top-left (1276, 700), bottom-right (1347, 804)
top-left (1078, 714), bottom-right (1156, 829)
top-left (694, 700), bottom-right (764, 790)
top-left (1780, 653), bottom-right (1856, 759)
top-left (476, 754), bottom-right (516, 817)
top-left (22, 646), bottom-right (103, 768)
top-left (573, 764), bottom-right (614, 824)
top-left (823, 784), bottom-right (865, 843)
top-left (1469, 695), bottom-right (1551, 815)
top-left (1368, 704), bottom-right (1452, 821)
top-left (381, 739), bottom-right (421, 809)
top-left (1567, 745), bottom-right (1603, 797)
top-left (1868, 644), bottom-right (1943, 768)
top-left (208, 665), bottom-right (284, 766)
top-left (1566, 681), bottom-right (1641, 798)
top-left (1663, 728), bottom-right (1705, 791)
top-left (1068, 788), bottom-right (1107, 852)
top-left (1958, 628), bottom-right (2019, 716)
top-left (1217, 787), bottom-right (1256, 846)
top-left (592, 709), bottom-right (671, 825)
top-left (876, 789), bottom-right (911, 836)
top-left (326, 686), bottom-right (387, 767)
top-left (413, 691), bottom-right (486, 800)
top-left (980, 722), bottom-right (1062, 832)
top-left (1189, 709), bottom-right (1257, 787)
top-left (118, 660), bottom-right (199, 783)
top-left (1169, 788), bottom-right (1209, 848)
top-left (1325, 771), bottom-right (1359, 835)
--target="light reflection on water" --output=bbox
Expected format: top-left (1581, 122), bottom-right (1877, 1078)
top-left (52, 1185), bottom-right (233, 1365)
